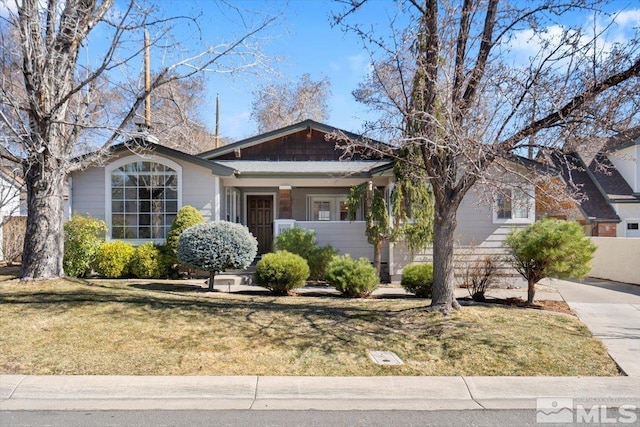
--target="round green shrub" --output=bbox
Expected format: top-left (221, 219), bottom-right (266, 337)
top-left (166, 206), bottom-right (205, 260)
top-left (93, 241), bottom-right (135, 278)
top-left (63, 215), bottom-right (107, 277)
top-left (400, 263), bottom-right (434, 298)
top-left (129, 243), bottom-right (170, 279)
top-left (274, 227), bottom-right (337, 280)
top-left (325, 254), bottom-right (378, 297)
top-left (256, 250), bottom-right (310, 295)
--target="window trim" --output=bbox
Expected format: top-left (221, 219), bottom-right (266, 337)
top-left (492, 186), bottom-right (535, 224)
top-left (105, 155), bottom-right (183, 243)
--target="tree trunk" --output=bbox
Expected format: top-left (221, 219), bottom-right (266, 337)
top-left (527, 278), bottom-right (536, 305)
top-left (429, 201), bottom-right (461, 314)
top-left (374, 240), bottom-right (382, 278)
top-left (208, 270), bottom-right (216, 291)
top-left (20, 158), bottom-right (66, 279)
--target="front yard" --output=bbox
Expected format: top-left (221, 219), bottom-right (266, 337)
top-left (0, 275), bottom-right (620, 376)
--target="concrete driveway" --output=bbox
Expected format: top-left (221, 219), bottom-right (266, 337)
top-left (547, 277), bottom-right (640, 377)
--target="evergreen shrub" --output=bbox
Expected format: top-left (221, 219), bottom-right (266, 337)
top-left (400, 263), bottom-right (434, 298)
top-left (325, 254), bottom-right (378, 297)
top-left (274, 227), bottom-right (337, 280)
top-left (93, 241), bottom-right (135, 278)
top-left (256, 250), bottom-right (310, 295)
top-left (63, 215), bottom-right (107, 277)
top-left (129, 243), bottom-right (170, 279)
top-left (178, 221), bottom-right (258, 290)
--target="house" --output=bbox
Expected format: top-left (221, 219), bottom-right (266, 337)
top-left (69, 120), bottom-right (541, 281)
top-left (540, 128), bottom-right (640, 237)
top-left (0, 146), bottom-right (26, 262)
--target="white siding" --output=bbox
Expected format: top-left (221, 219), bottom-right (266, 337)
top-left (71, 167), bottom-right (105, 219)
top-left (612, 202), bottom-right (640, 237)
top-left (609, 146), bottom-right (638, 193)
top-left (0, 174), bottom-right (21, 260)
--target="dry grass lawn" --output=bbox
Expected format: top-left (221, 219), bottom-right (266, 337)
top-left (0, 276), bottom-right (620, 376)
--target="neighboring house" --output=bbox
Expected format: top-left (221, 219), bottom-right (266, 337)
top-left (540, 128), bottom-right (640, 237)
top-left (0, 147), bottom-right (26, 261)
top-left (69, 120), bottom-right (541, 281)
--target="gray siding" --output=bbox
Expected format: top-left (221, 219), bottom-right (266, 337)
top-left (71, 167), bottom-right (105, 219)
top-left (71, 152), bottom-right (220, 223)
top-left (297, 221), bottom-right (386, 261)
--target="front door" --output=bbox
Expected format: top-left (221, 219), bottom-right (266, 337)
top-left (247, 195), bottom-right (273, 255)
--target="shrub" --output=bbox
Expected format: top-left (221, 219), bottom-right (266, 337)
top-left (274, 227), bottom-right (337, 280)
top-left (93, 241), bottom-right (135, 278)
top-left (326, 254), bottom-right (378, 297)
top-left (256, 250), bottom-right (310, 295)
top-left (504, 219), bottom-right (596, 304)
top-left (63, 215), bottom-right (107, 277)
top-left (401, 263), bottom-right (434, 298)
top-left (129, 243), bottom-right (170, 279)
top-left (166, 206), bottom-right (205, 260)
top-left (178, 221), bottom-right (258, 291)
top-left (462, 256), bottom-right (500, 302)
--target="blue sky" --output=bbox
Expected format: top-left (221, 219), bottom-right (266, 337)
top-left (149, 0), bottom-right (403, 141)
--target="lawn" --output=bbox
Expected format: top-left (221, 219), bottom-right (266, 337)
top-left (0, 276), bottom-right (620, 376)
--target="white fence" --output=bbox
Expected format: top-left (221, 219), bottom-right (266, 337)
top-left (589, 237), bottom-right (640, 285)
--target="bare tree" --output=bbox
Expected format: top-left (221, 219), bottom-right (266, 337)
top-left (251, 73), bottom-right (331, 132)
top-left (0, 0), bottom-right (277, 279)
top-left (144, 75), bottom-right (219, 154)
top-left (332, 0), bottom-right (640, 313)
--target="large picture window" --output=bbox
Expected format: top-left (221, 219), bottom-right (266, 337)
top-left (108, 159), bottom-right (180, 240)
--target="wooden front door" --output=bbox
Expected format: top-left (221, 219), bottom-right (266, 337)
top-left (247, 195), bottom-right (273, 255)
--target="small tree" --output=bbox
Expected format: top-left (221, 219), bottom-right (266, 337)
top-left (177, 221), bottom-right (258, 291)
top-left (504, 219), bottom-right (596, 305)
top-left (166, 206), bottom-right (205, 260)
top-left (63, 215), bottom-right (107, 277)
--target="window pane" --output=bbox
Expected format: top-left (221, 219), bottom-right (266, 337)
top-left (497, 190), bottom-right (512, 219)
top-left (339, 200), bottom-right (349, 221)
top-left (628, 223), bottom-right (639, 230)
top-left (111, 161), bottom-right (177, 239)
top-left (313, 201), bottom-right (332, 221)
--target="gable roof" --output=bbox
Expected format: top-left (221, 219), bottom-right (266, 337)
top-left (199, 119), bottom-right (380, 160)
top-left (588, 153), bottom-right (638, 202)
top-left (603, 126), bottom-right (640, 153)
top-left (548, 151), bottom-right (621, 222)
top-left (76, 136), bottom-right (236, 177)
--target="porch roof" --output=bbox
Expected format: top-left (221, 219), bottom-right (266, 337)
top-left (217, 160), bottom-right (392, 177)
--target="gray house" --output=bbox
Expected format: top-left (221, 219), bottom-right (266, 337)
top-left (69, 120), bottom-right (538, 281)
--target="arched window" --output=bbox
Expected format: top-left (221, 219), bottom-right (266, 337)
top-left (107, 157), bottom-right (181, 240)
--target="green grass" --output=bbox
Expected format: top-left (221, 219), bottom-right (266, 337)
top-left (0, 277), bottom-right (620, 376)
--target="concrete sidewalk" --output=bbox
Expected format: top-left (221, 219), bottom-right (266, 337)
top-left (545, 278), bottom-right (640, 377)
top-left (1, 375), bottom-right (638, 411)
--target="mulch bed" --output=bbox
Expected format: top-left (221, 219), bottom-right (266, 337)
top-left (459, 296), bottom-right (574, 315)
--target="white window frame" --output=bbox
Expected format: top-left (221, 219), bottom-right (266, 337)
top-left (492, 186), bottom-right (535, 224)
top-left (225, 187), bottom-right (240, 223)
top-left (625, 219), bottom-right (640, 238)
top-left (306, 194), bottom-right (351, 222)
top-left (105, 155), bottom-right (182, 244)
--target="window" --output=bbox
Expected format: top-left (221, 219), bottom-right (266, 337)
top-left (494, 188), bottom-right (533, 223)
top-left (627, 223), bottom-right (639, 230)
top-left (108, 158), bottom-right (180, 240)
top-left (226, 187), bottom-right (240, 223)
top-left (307, 195), bottom-right (351, 221)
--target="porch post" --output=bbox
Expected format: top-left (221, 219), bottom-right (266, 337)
top-left (278, 186), bottom-right (292, 219)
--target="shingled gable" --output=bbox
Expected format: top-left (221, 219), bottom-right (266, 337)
top-left (199, 119), bottom-right (385, 162)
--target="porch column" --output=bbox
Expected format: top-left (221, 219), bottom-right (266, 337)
top-left (279, 186), bottom-right (292, 219)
